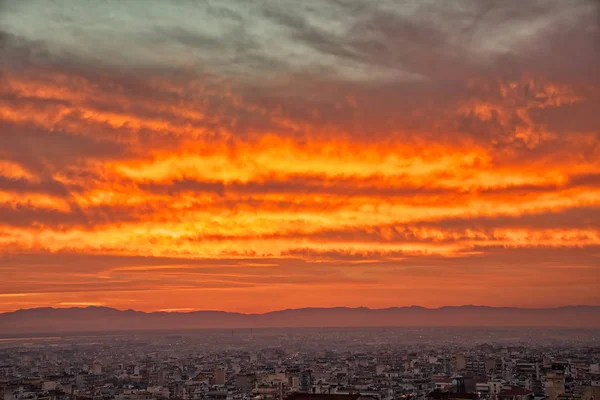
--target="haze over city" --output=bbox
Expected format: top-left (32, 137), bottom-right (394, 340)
top-left (1, 0), bottom-right (599, 314)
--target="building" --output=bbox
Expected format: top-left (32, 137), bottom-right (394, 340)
top-left (425, 390), bottom-right (479, 400)
top-left (214, 369), bottom-right (226, 386)
top-left (546, 373), bottom-right (565, 400)
top-left (0, 366), bottom-right (16, 379)
top-left (456, 356), bottom-right (467, 372)
top-left (286, 394), bottom-right (376, 400)
top-left (235, 374), bottom-right (255, 392)
top-left (497, 387), bottom-right (534, 400)
top-left (488, 379), bottom-right (505, 399)
top-left (205, 391), bottom-right (229, 400)
top-left (300, 370), bottom-right (312, 393)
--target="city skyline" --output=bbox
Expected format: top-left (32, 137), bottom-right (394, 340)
top-left (1, 0), bottom-right (600, 313)
top-left (1, 325), bottom-right (598, 400)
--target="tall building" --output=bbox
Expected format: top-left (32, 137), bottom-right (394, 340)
top-left (300, 370), bottom-right (312, 393)
top-left (485, 359), bottom-right (496, 374)
top-left (545, 373), bottom-right (565, 400)
top-left (214, 369), bottom-right (226, 385)
top-left (456, 355), bottom-right (467, 371)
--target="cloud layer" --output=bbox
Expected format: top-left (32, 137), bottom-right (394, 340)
top-left (0, 0), bottom-right (599, 312)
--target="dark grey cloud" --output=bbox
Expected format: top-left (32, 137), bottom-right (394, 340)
top-left (416, 206), bottom-right (600, 231)
top-left (0, 202), bottom-right (160, 230)
top-left (0, 203), bottom-right (88, 229)
top-left (0, 120), bottom-right (126, 174)
top-left (139, 179), bottom-right (226, 196)
top-left (529, 97), bottom-right (600, 135)
top-left (0, 176), bottom-right (78, 197)
top-left (140, 172), bottom-right (600, 200)
top-left (1, 0), bottom-right (596, 84)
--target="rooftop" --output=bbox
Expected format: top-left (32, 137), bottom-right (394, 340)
top-left (426, 391), bottom-right (479, 400)
top-left (498, 387), bottom-right (534, 397)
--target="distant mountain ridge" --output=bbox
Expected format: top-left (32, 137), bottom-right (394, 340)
top-left (1, 305), bottom-right (599, 334)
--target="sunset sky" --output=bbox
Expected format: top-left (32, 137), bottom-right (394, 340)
top-left (1, 0), bottom-right (599, 313)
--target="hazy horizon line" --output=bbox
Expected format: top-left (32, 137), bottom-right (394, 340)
top-left (4, 303), bottom-right (600, 315)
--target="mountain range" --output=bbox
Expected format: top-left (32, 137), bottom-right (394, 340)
top-left (0, 305), bottom-right (599, 334)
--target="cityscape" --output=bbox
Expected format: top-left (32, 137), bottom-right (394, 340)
top-left (1, 327), bottom-right (600, 400)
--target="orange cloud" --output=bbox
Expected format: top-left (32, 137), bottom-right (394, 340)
top-left (1, 5), bottom-right (600, 313)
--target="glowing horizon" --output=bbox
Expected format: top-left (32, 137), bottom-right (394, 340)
top-left (1, 0), bottom-right (599, 313)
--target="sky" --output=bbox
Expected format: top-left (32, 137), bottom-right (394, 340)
top-left (0, 0), bottom-right (599, 314)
